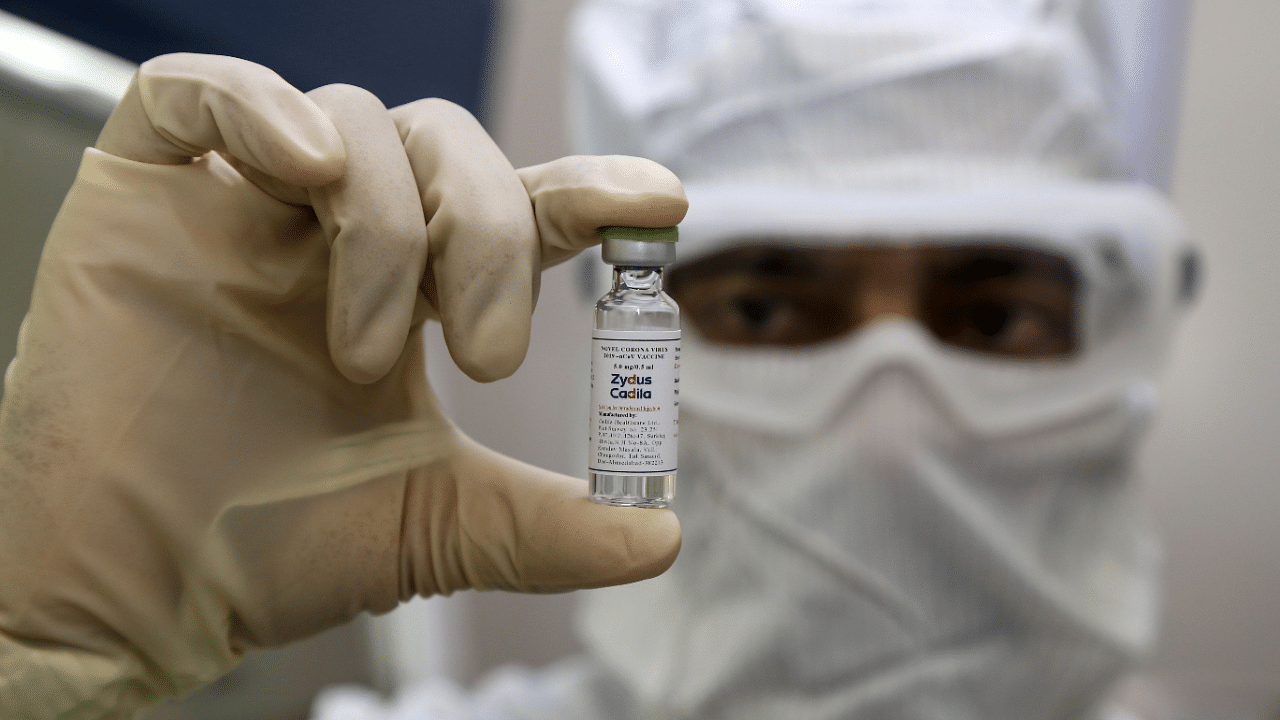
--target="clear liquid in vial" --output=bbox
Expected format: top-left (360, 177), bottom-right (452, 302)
top-left (589, 266), bottom-right (679, 508)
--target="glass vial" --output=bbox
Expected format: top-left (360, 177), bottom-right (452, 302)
top-left (589, 227), bottom-right (680, 508)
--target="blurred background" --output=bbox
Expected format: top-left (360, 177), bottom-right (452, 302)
top-left (1, 1), bottom-right (1277, 718)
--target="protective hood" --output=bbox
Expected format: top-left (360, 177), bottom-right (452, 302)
top-left (569, 0), bottom-right (1129, 190)
top-left (568, 1), bottom-right (1190, 718)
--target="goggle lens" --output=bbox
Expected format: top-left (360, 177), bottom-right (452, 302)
top-left (667, 242), bottom-right (1079, 359)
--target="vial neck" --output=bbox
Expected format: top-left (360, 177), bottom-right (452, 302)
top-left (612, 266), bottom-right (664, 292)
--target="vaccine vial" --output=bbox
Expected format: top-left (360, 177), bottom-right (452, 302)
top-left (589, 226), bottom-right (680, 508)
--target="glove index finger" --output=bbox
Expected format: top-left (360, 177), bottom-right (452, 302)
top-left (96, 53), bottom-right (345, 187)
top-left (517, 155), bottom-right (688, 269)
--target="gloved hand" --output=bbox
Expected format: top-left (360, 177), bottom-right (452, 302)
top-left (0, 53), bottom-right (685, 720)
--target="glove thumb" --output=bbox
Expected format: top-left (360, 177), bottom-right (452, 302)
top-left (400, 434), bottom-right (682, 596)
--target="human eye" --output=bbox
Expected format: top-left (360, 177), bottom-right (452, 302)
top-left (943, 295), bottom-right (1074, 357)
top-left (670, 246), bottom-right (856, 347)
top-left (706, 291), bottom-right (803, 344)
top-left (923, 247), bottom-right (1079, 359)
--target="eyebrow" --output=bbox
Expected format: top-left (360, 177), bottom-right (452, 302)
top-left (745, 248), bottom-right (825, 277)
top-left (676, 245), bottom-right (827, 280)
top-left (931, 248), bottom-right (1077, 285)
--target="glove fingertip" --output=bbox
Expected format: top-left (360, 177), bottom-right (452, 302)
top-left (530, 498), bottom-right (682, 591)
top-left (609, 155), bottom-right (686, 198)
top-left (327, 344), bottom-right (383, 384)
top-left (444, 312), bottom-right (531, 384)
top-left (328, 322), bottom-right (404, 385)
top-left (332, 348), bottom-right (396, 385)
top-left (450, 340), bottom-right (528, 385)
top-left (605, 507), bottom-right (683, 584)
top-left (280, 109), bottom-right (347, 185)
top-left (236, 89), bottom-right (347, 187)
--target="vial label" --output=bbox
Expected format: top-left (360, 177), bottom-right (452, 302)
top-left (589, 329), bottom-right (680, 475)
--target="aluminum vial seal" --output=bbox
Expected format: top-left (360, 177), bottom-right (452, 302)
top-left (600, 226), bottom-right (678, 267)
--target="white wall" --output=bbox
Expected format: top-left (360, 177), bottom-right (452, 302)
top-left (1129, 1), bottom-right (1280, 715)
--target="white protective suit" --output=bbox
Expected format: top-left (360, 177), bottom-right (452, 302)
top-left (315, 1), bottom-right (1194, 719)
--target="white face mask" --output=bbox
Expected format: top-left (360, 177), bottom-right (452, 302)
top-left (578, 317), bottom-right (1164, 720)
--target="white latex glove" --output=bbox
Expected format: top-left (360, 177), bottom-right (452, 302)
top-left (0, 54), bottom-right (685, 720)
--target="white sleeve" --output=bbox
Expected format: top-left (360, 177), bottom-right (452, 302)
top-left (1096, 705), bottom-right (1145, 720)
top-left (308, 657), bottom-right (643, 720)
top-left (311, 678), bottom-right (472, 720)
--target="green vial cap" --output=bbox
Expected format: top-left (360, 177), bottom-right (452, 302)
top-left (599, 226), bottom-right (679, 243)
top-left (599, 226), bottom-right (679, 267)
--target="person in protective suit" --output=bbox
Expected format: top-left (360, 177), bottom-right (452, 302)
top-left (317, 1), bottom-right (1197, 719)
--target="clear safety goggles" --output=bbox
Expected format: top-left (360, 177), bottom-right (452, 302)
top-left (672, 181), bottom-right (1196, 436)
top-left (670, 242), bottom-right (1081, 359)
